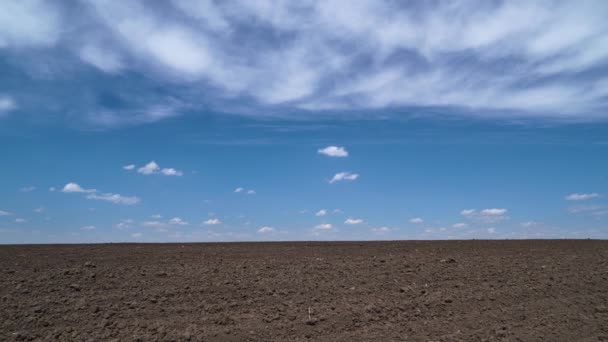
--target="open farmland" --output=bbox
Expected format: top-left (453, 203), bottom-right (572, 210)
top-left (1, 240), bottom-right (607, 341)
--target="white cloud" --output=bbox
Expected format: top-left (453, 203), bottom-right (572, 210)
top-left (0, 210), bottom-right (12, 216)
top-left (61, 182), bottom-right (96, 193)
top-left (34, 207), bottom-right (44, 213)
top-left (3, 1), bottom-right (608, 124)
top-left (80, 225), bottom-right (96, 231)
top-left (161, 168), bottom-right (183, 176)
top-left (0, 95), bottom-right (17, 116)
top-left (115, 219), bottom-right (133, 229)
top-left (409, 217), bottom-right (423, 224)
top-left (123, 164), bottom-right (135, 170)
top-left (344, 218), bottom-right (363, 225)
top-left (151, 214), bottom-right (162, 219)
top-left (461, 208), bottom-right (508, 223)
top-left (460, 209), bottom-right (476, 216)
top-left (19, 186), bottom-right (36, 192)
top-left (137, 161), bottom-right (183, 176)
top-left (131, 232), bottom-right (143, 238)
top-left (329, 171), bottom-right (359, 183)
top-left (487, 228), bottom-right (496, 234)
top-left (234, 187), bottom-right (244, 193)
top-left (49, 187), bottom-right (56, 192)
top-left (79, 44), bottom-right (124, 73)
top-left (15, 218), bottom-right (26, 223)
top-left (372, 226), bottom-right (392, 234)
top-left (315, 209), bottom-right (327, 217)
top-left (452, 223), bottom-right (467, 228)
top-left (137, 161), bottom-right (160, 175)
top-left (142, 221), bottom-right (165, 228)
top-left (480, 208), bottom-right (507, 216)
top-left (168, 217), bottom-right (188, 225)
top-left (203, 218), bottom-right (221, 225)
top-left (521, 221), bottom-right (538, 228)
top-left (318, 146), bottom-right (348, 157)
top-left (86, 193), bottom-right (140, 205)
top-left (314, 223), bottom-right (333, 230)
top-left (246, 189), bottom-right (256, 195)
top-left (257, 226), bottom-right (274, 233)
top-left (565, 193), bottom-right (600, 201)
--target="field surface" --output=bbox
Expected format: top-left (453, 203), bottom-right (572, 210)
top-left (1, 240), bottom-right (607, 341)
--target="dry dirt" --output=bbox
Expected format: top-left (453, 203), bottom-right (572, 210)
top-left (1, 240), bottom-right (607, 341)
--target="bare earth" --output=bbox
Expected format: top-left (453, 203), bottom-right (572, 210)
top-left (1, 240), bottom-right (607, 341)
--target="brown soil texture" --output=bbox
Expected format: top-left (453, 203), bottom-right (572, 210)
top-left (1, 240), bottom-right (608, 341)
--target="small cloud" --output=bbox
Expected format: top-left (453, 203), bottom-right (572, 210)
top-left (565, 193), bottom-right (600, 201)
top-left (115, 219), bottom-right (133, 229)
top-left (318, 146), bottom-right (348, 157)
top-left (480, 208), bottom-right (507, 216)
top-left (15, 218), bottom-right (26, 223)
top-left (19, 186), bottom-right (36, 192)
top-left (460, 209), bottom-right (476, 216)
top-left (203, 218), bottom-right (221, 225)
top-left (131, 233), bottom-right (143, 238)
top-left (80, 225), bottom-right (96, 231)
top-left (329, 172), bottom-right (359, 184)
top-left (315, 209), bottom-right (327, 217)
top-left (487, 228), bottom-right (496, 234)
top-left (137, 161), bottom-right (183, 176)
top-left (333, 209), bottom-right (342, 214)
top-left (61, 182), bottom-right (95, 193)
top-left (452, 223), bottom-right (467, 228)
top-left (0, 210), bottom-right (12, 216)
top-left (142, 221), bottom-right (165, 228)
top-left (86, 193), bottom-right (140, 205)
top-left (344, 218), bottom-right (363, 225)
top-left (247, 189), bottom-right (256, 195)
top-left (161, 168), bottom-right (183, 176)
top-left (409, 217), bottom-right (424, 224)
top-left (123, 164), bottom-right (135, 170)
top-left (521, 221), bottom-right (538, 228)
top-left (168, 217), bottom-right (188, 225)
top-left (138, 161), bottom-right (160, 175)
top-left (461, 208), bottom-right (508, 223)
top-left (258, 226), bottom-right (274, 233)
top-left (234, 187), bottom-right (244, 193)
top-left (49, 187), bottom-right (56, 192)
top-left (314, 223), bottom-right (333, 230)
top-left (34, 207), bottom-right (45, 214)
top-left (372, 226), bottom-right (392, 234)
top-left (151, 214), bottom-right (162, 219)
top-left (0, 95), bottom-right (16, 115)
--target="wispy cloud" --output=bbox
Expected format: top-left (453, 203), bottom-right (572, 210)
top-left (329, 172), bottom-right (359, 184)
top-left (565, 193), bottom-right (600, 201)
top-left (61, 182), bottom-right (139, 205)
top-left (409, 217), bottom-right (424, 224)
top-left (344, 218), bottom-right (363, 225)
top-left (19, 186), bottom-right (36, 193)
top-left (80, 225), bottom-right (96, 231)
top-left (318, 146), bottom-right (348, 157)
top-left (3, 1), bottom-right (606, 124)
top-left (0, 210), bottom-right (12, 216)
top-left (461, 208), bottom-right (509, 223)
top-left (315, 209), bottom-right (327, 217)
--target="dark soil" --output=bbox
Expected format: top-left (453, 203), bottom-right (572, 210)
top-left (1, 240), bottom-right (607, 341)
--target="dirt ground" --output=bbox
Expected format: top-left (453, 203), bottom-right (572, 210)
top-left (1, 240), bottom-right (607, 341)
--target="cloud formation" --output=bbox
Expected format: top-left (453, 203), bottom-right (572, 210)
top-left (315, 209), bottom-right (327, 217)
top-left (203, 218), bottom-right (221, 225)
top-left (258, 226), bottom-right (274, 233)
top-left (318, 146), bottom-right (348, 157)
top-left (329, 172), bottom-right (359, 184)
top-left (314, 223), bottom-right (333, 230)
top-left (461, 208), bottom-right (509, 223)
top-left (344, 218), bottom-right (363, 225)
top-left (61, 182), bottom-right (139, 205)
top-left (0, 95), bottom-right (16, 116)
top-left (136, 161), bottom-right (183, 176)
top-left (409, 217), bottom-right (424, 224)
top-left (3, 1), bottom-right (608, 125)
top-left (565, 193), bottom-right (600, 201)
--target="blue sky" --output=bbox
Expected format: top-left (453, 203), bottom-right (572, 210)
top-left (1, 0), bottom-right (607, 243)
